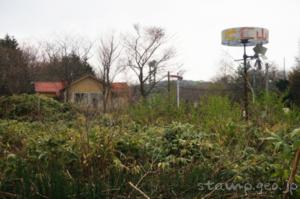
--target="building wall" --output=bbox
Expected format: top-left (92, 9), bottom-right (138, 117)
top-left (65, 76), bottom-right (130, 111)
top-left (111, 96), bottom-right (129, 110)
top-left (67, 77), bottom-right (103, 103)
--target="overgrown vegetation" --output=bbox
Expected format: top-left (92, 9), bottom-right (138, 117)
top-left (1, 94), bottom-right (300, 198)
top-left (0, 94), bottom-right (77, 122)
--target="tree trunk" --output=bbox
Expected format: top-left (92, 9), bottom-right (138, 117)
top-left (140, 81), bottom-right (146, 98)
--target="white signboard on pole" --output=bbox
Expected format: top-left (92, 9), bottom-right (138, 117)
top-left (222, 27), bottom-right (269, 46)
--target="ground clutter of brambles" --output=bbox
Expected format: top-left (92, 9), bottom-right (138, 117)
top-left (0, 94), bottom-right (300, 198)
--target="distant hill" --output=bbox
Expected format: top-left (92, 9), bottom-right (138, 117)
top-left (154, 80), bottom-right (213, 90)
top-left (129, 80), bottom-right (225, 102)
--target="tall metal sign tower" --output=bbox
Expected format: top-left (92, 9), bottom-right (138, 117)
top-left (222, 27), bottom-right (269, 120)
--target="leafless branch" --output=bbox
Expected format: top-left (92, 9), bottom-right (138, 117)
top-left (97, 34), bottom-right (123, 112)
top-left (123, 24), bottom-right (177, 98)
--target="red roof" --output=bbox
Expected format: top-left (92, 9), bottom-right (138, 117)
top-left (111, 82), bottom-right (129, 91)
top-left (34, 82), bottom-right (65, 95)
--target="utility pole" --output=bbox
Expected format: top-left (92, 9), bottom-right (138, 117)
top-left (252, 63), bottom-right (256, 92)
top-left (176, 73), bottom-right (180, 108)
top-left (167, 71), bottom-right (170, 104)
top-left (242, 39), bottom-right (249, 120)
top-left (265, 63), bottom-right (270, 116)
top-left (265, 63), bottom-right (269, 95)
top-left (169, 73), bottom-right (183, 108)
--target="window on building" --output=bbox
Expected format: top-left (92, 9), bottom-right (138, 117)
top-left (90, 93), bottom-right (102, 107)
top-left (74, 92), bottom-right (103, 107)
top-left (74, 93), bottom-right (88, 104)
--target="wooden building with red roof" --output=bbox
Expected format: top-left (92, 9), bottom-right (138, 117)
top-left (34, 75), bottom-right (130, 110)
top-left (34, 81), bottom-right (66, 98)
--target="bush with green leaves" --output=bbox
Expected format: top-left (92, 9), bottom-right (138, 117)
top-left (0, 93), bottom-right (300, 198)
top-left (0, 94), bottom-right (77, 121)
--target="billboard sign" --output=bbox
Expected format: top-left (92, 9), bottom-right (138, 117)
top-left (222, 27), bottom-right (269, 46)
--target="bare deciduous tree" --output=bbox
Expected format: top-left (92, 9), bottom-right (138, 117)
top-left (123, 24), bottom-right (176, 98)
top-left (97, 35), bottom-right (122, 112)
top-left (38, 35), bottom-right (94, 83)
top-left (43, 35), bottom-right (93, 61)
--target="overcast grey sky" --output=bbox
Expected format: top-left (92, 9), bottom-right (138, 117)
top-left (1, 0), bottom-right (300, 81)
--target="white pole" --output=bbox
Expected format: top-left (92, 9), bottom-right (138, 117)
top-left (176, 74), bottom-right (180, 108)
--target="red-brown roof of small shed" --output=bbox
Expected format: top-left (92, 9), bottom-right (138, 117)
top-left (34, 82), bottom-right (65, 93)
top-left (111, 82), bottom-right (129, 91)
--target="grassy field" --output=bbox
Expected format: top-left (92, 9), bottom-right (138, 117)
top-left (0, 94), bottom-right (300, 198)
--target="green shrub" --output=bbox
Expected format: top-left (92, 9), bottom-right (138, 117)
top-left (0, 93), bottom-right (299, 198)
top-left (0, 94), bottom-right (77, 122)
